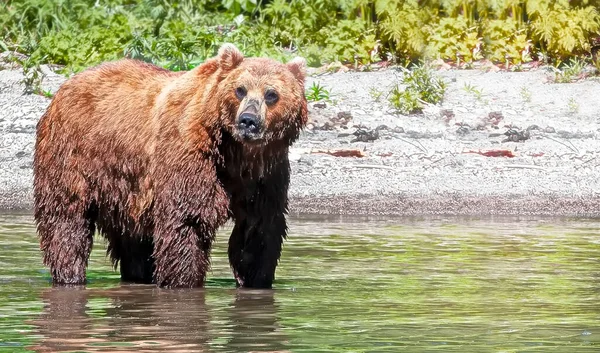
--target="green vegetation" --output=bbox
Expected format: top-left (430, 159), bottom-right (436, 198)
top-left (2, 0), bottom-right (600, 77)
top-left (463, 82), bottom-right (484, 100)
top-left (568, 97), bottom-right (580, 113)
top-left (520, 86), bottom-right (532, 102)
top-left (305, 81), bottom-right (331, 102)
top-left (551, 57), bottom-right (588, 83)
top-left (389, 63), bottom-right (447, 114)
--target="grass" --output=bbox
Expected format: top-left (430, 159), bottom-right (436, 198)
top-left (567, 97), bottom-right (579, 114)
top-left (305, 81), bottom-right (331, 102)
top-left (463, 82), bottom-right (484, 101)
top-left (520, 86), bottom-right (532, 103)
top-left (551, 58), bottom-right (588, 83)
top-left (369, 87), bottom-right (383, 102)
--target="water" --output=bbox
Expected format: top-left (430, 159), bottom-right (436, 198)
top-left (1, 213), bottom-right (599, 352)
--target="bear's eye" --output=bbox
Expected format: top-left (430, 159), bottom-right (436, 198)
top-left (235, 87), bottom-right (247, 100)
top-left (264, 89), bottom-right (279, 105)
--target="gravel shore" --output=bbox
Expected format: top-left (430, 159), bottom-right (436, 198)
top-left (1, 61), bottom-right (599, 216)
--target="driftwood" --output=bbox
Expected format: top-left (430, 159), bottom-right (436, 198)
top-left (464, 149), bottom-right (515, 158)
top-left (311, 149), bottom-right (366, 158)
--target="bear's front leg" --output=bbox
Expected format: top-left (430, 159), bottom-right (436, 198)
top-left (151, 159), bottom-right (230, 288)
top-left (152, 220), bottom-right (214, 288)
top-left (228, 160), bottom-right (290, 289)
top-left (229, 214), bottom-right (287, 289)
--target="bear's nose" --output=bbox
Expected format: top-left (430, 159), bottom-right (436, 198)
top-left (238, 113), bottom-right (260, 134)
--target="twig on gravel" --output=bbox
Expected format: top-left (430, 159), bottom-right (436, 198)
top-left (396, 137), bottom-right (428, 153)
top-left (344, 164), bottom-right (407, 171)
top-left (542, 134), bottom-right (579, 154)
top-left (575, 157), bottom-right (598, 170)
top-left (498, 164), bottom-right (546, 170)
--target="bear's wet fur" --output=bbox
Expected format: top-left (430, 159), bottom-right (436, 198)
top-left (33, 43), bottom-right (308, 288)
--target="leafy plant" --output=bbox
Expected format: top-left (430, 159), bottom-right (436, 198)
top-left (388, 87), bottom-right (422, 115)
top-left (481, 18), bottom-right (531, 66)
top-left (425, 17), bottom-right (483, 65)
top-left (567, 97), bottom-right (579, 114)
top-left (520, 86), bottom-right (532, 102)
top-left (551, 58), bottom-right (587, 83)
top-left (378, 1), bottom-right (431, 60)
top-left (306, 81), bottom-right (331, 102)
top-left (463, 82), bottom-right (484, 100)
top-left (19, 56), bottom-right (45, 94)
top-left (369, 87), bottom-right (383, 102)
top-left (389, 63), bottom-right (446, 115)
top-left (529, 1), bottom-right (600, 60)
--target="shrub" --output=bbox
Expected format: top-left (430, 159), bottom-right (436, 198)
top-left (1, 0), bottom-right (600, 78)
top-left (389, 63), bottom-right (447, 115)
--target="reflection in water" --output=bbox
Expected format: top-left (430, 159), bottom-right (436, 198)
top-left (28, 286), bottom-right (288, 352)
top-left (226, 290), bottom-right (287, 352)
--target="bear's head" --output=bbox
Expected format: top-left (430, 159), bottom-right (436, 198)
top-left (215, 44), bottom-right (308, 148)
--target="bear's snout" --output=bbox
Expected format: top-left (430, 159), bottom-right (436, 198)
top-left (238, 112), bottom-right (260, 134)
top-left (236, 99), bottom-right (264, 141)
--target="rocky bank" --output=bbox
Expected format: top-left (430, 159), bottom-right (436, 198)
top-left (1, 61), bottom-right (599, 216)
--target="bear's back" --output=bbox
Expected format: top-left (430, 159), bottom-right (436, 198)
top-left (39, 60), bottom-right (183, 158)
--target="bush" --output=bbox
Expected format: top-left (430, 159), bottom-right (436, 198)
top-left (1, 0), bottom-right (600, 77)
top-left (389, 63), bottom-right (447, 115)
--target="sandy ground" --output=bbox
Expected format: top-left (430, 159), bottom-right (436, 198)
top-left (1, 61), bottom-right (599, 216)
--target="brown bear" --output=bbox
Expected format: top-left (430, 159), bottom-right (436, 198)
top-left (33, 43), bottom-right (308, 288)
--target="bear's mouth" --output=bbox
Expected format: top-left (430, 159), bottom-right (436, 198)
top-left (237, 130), bottom-right (265, 143)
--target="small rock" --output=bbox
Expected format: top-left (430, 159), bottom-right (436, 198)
top-left (337, 111), bottom-right (353, 121)
top-left (288, 151), bottom-right (302, 162)
top-left (298, 155), bottom-right (314, 165)
top-left (488, 111), bottom-right (504, 126)
top-left (544, 126), bottom-right (556, 133)
top-left (527, 124), bottom-right (541, 131)
top-left (440, 109), bottom-right (455, 119)
top-left (474, 122), bottom-right (487, 130)
top-left (392, 126), bottom-right (405, 134)
top-left (502, 128), bottom-right (530, 142)
top-left (306, 123), bottom-right (315, 131)
top-left (375, 124), bottom-right (389, 131)
top-left (456, 126), bottom-right (470, 136)
top-left (313, 102), bottom-right (327, 109)
top-left (15, 151), bottom-right (26, 158)
top-left (320, 121), bottom-right (335, 131)
top-left (351, 127), bottom-right (379, 142)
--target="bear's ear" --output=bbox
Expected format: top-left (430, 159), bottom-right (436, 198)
top-left (217, 43), bottom-right (244, 71)
top-left (287, 57), bottom-right (307, 84)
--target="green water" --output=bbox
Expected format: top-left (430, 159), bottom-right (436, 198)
top-left (0, 213), bottom-right (599, 352)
